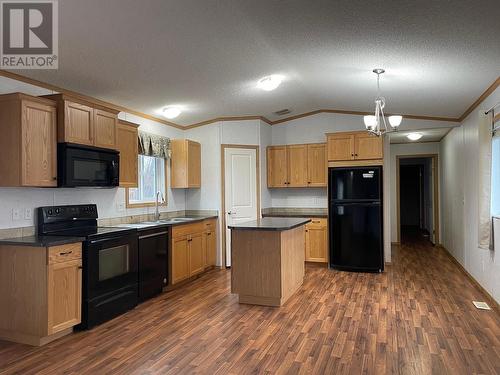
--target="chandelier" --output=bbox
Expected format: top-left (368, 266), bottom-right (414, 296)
top-left (363, 69), bottom-right (402, 136)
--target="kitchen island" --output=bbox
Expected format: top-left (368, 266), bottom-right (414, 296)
top-left (229, 218), bottom-right (310, 307)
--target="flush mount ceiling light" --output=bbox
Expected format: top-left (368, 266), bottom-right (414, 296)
top-left (407, 132), bottom-right (423, 141)
top-left (162, 106), bottom-right (182, 119)
top-left (257, 75), bottom-right (283, 91)
top-left (363, 69), bottom-right (403, 136)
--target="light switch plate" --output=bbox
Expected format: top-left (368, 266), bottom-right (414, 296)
top-left (12, 208), bottom-right (20, 220)
top-left (24, 208), bottom-right (32, 220)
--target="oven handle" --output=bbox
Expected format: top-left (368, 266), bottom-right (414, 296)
top-left (89, 237), bottom-right (131, 245)
top-left (138, 231), bottom-right (168, 240)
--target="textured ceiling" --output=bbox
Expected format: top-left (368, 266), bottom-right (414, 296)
top-left (16, 0), bottom-right (500, 126)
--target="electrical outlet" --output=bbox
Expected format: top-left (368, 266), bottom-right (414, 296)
top-left (24, 208), bottom-right (32, 220)
top-left (12, 208), bottom-right (20, 221)
top-left (117, 202), bottom-right (125, 212)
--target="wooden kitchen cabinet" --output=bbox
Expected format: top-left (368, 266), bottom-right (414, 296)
top-left (47, 259), bottom-right (82, 334)
top-left (43, 94), bottom-right (118, 149)
top-left (189, 232), bottom-right (205, 276)
top-left (170, 139), bottom-right (201, 188)
top-left (170, 219), bottom-right (217, 286)
top-left (327, 131), bottom-right (383, 162)
top-left (0, 242), bottom-right (83, 346)
top-left (267, 146), bottom-right (288, 187)
top-left (171, 237), bottom-right (190, 284)
top-left (94, 109), bottom-right (117, 149)
top-left (0, 93), bottom-right (58, 187)
top-left (287, 145), bottom-right (308, 187)
top-left (267, 143), bottom-right (327, 188)
top-left (204, 219), bottom-right (217, 268)
top-left (305, 218), bottom-right (328, 263)
top-left (307, 143), bottom-right (327, 187)
top-left (116, 120), bottom-right (139, 187)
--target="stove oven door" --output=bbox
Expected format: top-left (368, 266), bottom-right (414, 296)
top-left (81, 233), bottom-right (138, 329)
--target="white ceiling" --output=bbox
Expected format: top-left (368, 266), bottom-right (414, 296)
top-left (389, 128), bottom-right (451, 144)
top-left (15, 0), bottom-right (500, 126)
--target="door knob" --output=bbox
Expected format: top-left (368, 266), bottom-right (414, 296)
top-left (227, 211), bottom-right (233, 215)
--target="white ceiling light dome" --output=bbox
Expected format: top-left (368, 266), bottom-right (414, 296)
top-left (257, 75), bottom-right (284, 91)
top-left (407, 132), bottom-right (423, 141)
top-left (162, 106), bottom-right (182, 119)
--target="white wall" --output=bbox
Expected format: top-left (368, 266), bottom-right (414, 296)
top-left (440, 86), bottom-right (500, 303)
top-left (389, 142), bottom-right (440, 243)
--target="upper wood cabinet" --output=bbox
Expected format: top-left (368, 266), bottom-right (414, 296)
top-left (43, 94), bottom-right (118, 149)
top-left (0, 93), bottom-right (57, 187)
top-left (307, 144), bottom-right (327, 187)
top-left (170, 139), bottom-right (201, 188)
top-left (267, 143), bottom-right (327, 188)
top-left (327, 131), bottom-right (383, 161)
top-left (116, 120), bottom-right (139, 188)
top-left (267, 146), bottom-right (288, 187)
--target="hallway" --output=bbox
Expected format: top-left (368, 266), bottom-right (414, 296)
top-left (1, 240), bottom-right (499, 374)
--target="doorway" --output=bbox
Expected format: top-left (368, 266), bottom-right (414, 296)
top-left (397, 155), bottom-right (439, 245)
top-left (221, 145), bottom-right (260, 267)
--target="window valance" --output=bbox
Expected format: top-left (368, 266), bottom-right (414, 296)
top-left (138, 131), bottom-right (171, 159)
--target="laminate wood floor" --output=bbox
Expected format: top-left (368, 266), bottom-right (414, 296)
top-left (1, 238), bottom-right (499, 375)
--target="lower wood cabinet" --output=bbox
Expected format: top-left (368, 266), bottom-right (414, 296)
top-left (305, 218), bottom-right (328, 263)
top-left (170, 219), bottom-right (217, 286)
top-left (0, 242), bottom-right (83, 346)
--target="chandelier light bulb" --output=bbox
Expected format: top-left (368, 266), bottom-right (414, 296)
top-left (389, 115), bottom-right (402, 127)
top-left (364, 115), bottom-right (377, 130)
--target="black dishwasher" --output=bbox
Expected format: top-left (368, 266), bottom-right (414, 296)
top-left (137, 227), bottom-right (169, 302)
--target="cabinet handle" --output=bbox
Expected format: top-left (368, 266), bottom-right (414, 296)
top-left (59, 251), bottom-right (73, 256)
top-left (78, 266), bottom-right (83, 269)
top-left (307, 181), bottom-right (311, 184)
top-left (355, 154), bottom-right (358, 157)
top-left (305, 230), bottom-right (308, 232)
top-left (207, 233), bottom-right (211, 236)
top-left (52, 177), bottom-right (57, 180)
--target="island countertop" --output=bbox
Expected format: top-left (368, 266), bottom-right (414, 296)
top-left (228, 217), bottom-right (311, 231)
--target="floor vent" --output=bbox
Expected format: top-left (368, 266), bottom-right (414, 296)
top-left (472, 301), bottom-right (491, 310)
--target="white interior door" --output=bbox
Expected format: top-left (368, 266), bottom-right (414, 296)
top-left (224, 148), bottom-right (258, 267)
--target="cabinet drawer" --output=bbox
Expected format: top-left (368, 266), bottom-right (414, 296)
top-left (48, 243), bottom-right (82, 264)
top-left (203, 219), bottom-right (216, 232)
top-left (306, 218), bottom-right (327, 229)
top-left (171, 221), bottom-right (205, 239)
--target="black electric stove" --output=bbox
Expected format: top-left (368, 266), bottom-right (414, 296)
top-left (37, 204), bottom-right (139, 329)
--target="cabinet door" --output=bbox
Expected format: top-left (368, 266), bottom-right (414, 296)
top-left (204, 230), bottom-right (216, 267)
top-left (47, 259), bottom-right (82, 334)
top-left (189, 232), bottom-right (205, 276)
top-left (172, 237), bottom-right (190, 284)
top-left (21, 100), bottom-right (57, 187)
top-left (327, 134), bottom-right (354, 161)
top-left (354, 133), bottom-right (383, 160)
top-left (267, 146), bottom-right (288, 187)
top-left (117, 122), bottom-right (138, 187)
top-left (187, 141), bottom-right (201, 188)
top-left (94, 109), bottom-right (117, 149)
top-left (307, 143), bottom-right (327, 187)
top-left (287, 145), bottom-right (308, 187)
top-left (305, 225), bottom-right (328, 263)
top-left (64, 101), bottom-right (94, 145)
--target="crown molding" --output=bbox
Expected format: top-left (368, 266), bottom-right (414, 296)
top-left (1, 70), bottom-right (497, 131)
top-left (458, 76), bottom-right (500, 122)
top-left (0, 70), bottom-right (185, 130)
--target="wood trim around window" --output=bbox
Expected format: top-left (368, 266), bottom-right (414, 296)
top-left (125, 158), bottom-right (169, 208)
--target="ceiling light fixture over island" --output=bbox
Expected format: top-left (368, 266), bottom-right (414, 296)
top-left (229, 217), bottom-right (310, 307)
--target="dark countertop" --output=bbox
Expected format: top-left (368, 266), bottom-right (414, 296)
top-left (228, 218), bottom-right (311, 231)
top-left (262, 213), bottom-right (328, 218)
top-left (0, 235), bottom-right (85, 247)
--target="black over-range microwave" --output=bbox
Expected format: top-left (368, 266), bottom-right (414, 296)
top-left (57, 143), bottom-right (119, 187)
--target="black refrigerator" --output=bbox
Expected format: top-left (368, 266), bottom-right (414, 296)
top-left (328, 166), bottom-right (384, 272)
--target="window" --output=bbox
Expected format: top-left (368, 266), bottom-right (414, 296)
top-left (126, 155), bottom-right (166, 207)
